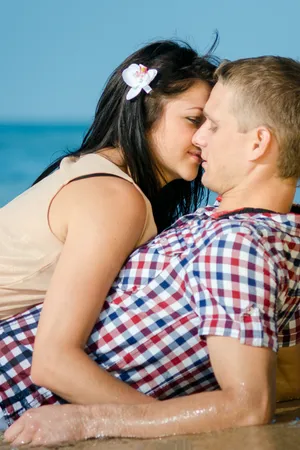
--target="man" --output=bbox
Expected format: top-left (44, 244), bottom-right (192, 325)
top-left (3, 55), bottom-right (300, 446)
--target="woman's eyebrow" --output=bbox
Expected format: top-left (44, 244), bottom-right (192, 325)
top-left (186, 106), bottom-right (204, 111)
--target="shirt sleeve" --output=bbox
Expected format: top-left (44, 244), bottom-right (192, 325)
top-left (278, 306), bottom-right (300, 347)
top-left (186, 229), bottom-right (280, 352)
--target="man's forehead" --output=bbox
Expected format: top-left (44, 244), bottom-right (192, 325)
top-left (205, 82), bottom-right (231, 116)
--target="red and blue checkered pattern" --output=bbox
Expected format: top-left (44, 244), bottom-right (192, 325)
top-left (1, 205), bottom-right (300, 425)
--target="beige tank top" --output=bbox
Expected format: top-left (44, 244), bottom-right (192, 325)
top-left (0, 153), bottom-right (157, 320)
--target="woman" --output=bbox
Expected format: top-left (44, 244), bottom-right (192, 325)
top-left (0, 39), bottom-right (218, 419)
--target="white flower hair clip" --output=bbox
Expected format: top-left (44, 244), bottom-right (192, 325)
top-left (122, 63), bottom-right (158, 100)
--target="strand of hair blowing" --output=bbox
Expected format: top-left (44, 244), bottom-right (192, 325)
top-left (32, 38), bottom-right (219, 231)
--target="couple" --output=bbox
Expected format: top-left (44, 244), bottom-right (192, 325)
top-left (1, 45), bottom-right (300, 446)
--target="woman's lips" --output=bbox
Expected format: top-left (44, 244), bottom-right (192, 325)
top-left (188, 152), bottom-right (202, 164)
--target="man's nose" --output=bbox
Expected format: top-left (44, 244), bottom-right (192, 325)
top-left (192, 126), bottom-right (207, 149)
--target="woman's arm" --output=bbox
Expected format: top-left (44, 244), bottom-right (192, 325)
top-left (31, 176), bottom-right (156, 405)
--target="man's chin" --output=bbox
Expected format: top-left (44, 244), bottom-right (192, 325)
top-left (201, 175), bottom-right (212, 191)
top-left (201, 178), bottom-right (219, 196)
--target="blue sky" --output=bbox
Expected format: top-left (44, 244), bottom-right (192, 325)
top-left (1, 0), bottom-right (300, 204)
top-left (1, 0), bottom-right (299, 122)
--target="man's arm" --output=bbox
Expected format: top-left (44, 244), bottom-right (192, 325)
top-left (276, 344), bottom-right (300, 401)
top-left (4, 335), bottom-right (276, 446)
top-left (85, 336), bottom-right (276, 437)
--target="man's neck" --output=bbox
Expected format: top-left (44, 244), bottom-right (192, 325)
top-left (216, 179), bottom-right (297, 214)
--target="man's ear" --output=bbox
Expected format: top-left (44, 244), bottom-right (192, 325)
top-left (249, 127), bottom-right (272, 162)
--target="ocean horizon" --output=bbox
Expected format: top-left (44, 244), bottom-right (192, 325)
top-left (1, 122), bottom-right (300, 208)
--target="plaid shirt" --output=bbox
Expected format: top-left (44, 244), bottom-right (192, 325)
top-left (1, 205), bottom-right (300, 425)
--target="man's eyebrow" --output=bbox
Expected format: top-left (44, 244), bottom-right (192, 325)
top-left (203, 110), bottom-right (219, 123)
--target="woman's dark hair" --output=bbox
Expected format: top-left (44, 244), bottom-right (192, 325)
top-left (33, 37), bottom-right (219, 231)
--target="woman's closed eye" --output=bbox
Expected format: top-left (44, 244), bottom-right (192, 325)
top-left (187, 116), bottom-right (205, 127)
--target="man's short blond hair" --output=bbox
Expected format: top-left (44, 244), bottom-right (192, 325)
top-left (215, 56), bottom-right (300, 179)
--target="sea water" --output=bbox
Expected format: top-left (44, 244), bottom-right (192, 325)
top-left (0, 123), bottom-right (88, 207)
top-left (1, 123), bottom-right (300, 208)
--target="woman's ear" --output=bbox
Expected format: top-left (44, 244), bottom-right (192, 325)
top-left (248, 126), bottom-right (272, 162)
